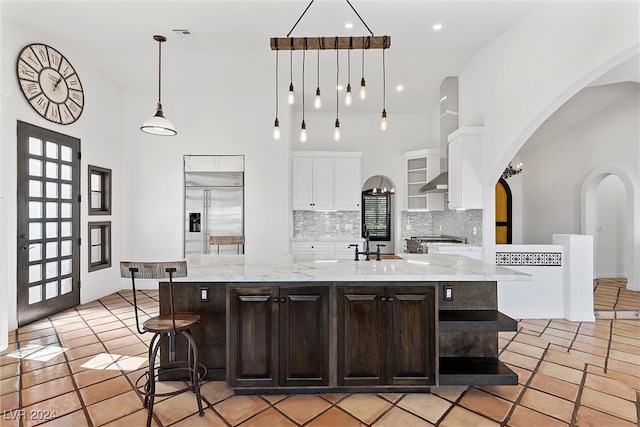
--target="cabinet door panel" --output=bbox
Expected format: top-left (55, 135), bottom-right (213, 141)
top-left (387, 287), bottom-right (436, 385)
top-left (280, 287), bottom-right (329, 386)
top-left (228, 288), bottom-right (278, 387)
top-left (292, 158), bottom-right (314, 210)
top-left (312, 158), bottom-right (334, 210)
top-left (337, 287), bottom-right (385, 386)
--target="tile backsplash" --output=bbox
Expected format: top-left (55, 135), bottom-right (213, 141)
top-left (401, 209), bottom-right (483, 245)
top-left (292, 211), bottom-right (360, 239)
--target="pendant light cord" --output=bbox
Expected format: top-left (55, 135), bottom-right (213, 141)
top-left (302, 49), bottom-right (306, 121)
top-left (382, 48), bottom-right (386, 109)
top-left (157, 39), bottom-right (162, 104)
top-left (275, 51), bottom-right (279, 117)
top-left (317, 50), bottom-right (320, 88)
top-left (287, 0), bottom-right (375, 37)
top-left (336, 47), bottom-right (339, 120)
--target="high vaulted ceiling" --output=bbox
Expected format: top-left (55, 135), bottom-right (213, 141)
top-left (2, 0), bottom-right (638, 125)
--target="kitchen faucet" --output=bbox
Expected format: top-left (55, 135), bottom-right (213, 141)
top-left (349, 225), bottom-right (386, 261)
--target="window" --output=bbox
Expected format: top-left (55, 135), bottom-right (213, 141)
top-left (362, 192), bottom-right (391, 241)
top-left (88, 221), bottom-right (111, 271)
top-left (88, 165), bottom-right (111, 215)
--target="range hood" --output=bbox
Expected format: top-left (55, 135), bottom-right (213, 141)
top-left (419, 76), bottom-right (458, 193)
top-left (419, 172), bottom-right (448, 193)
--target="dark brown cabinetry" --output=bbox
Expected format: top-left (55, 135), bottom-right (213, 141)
top-left (337, 285), bottom-right (436, 387)
top-left (158, 282), bottom-right (226, 380)
top-left (228, 285), bottom-right (329, 388)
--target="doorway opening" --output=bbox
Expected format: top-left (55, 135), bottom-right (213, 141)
top-left (495, 178), bottom-right (512, 244)
top-left (362, 175), bottom-right (395, 254)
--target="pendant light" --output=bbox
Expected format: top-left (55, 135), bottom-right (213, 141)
top-left (345, 49), bottom-right (352, 106)
top-left (380, 47), bottom-right (388, 131)
top-left (333, 47), bottom-right (341, 142)
top-left (141, 35), bottom-right (177, 136)
top-left (287, 49), bottom-right (295, 105)
top-left (314, 50), bottom-right (322, 109)
top-left (273, 51), bottom-right (281, 140)
top-left (359, 46), bottom-right (367, 100)
top-left (300, 49), bottom-right (307, 143)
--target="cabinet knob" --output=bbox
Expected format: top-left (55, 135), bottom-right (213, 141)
top-left (273, 298), bottom-right (279, 303)
top-left (280, 297), bottom-right (286, 303)
top-left (380, 296), bottom-right (387, 301)
top-left (388, 297), bottom-right (394, 302)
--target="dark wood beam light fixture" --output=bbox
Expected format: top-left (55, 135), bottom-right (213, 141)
top-left (270, 0), bottom-right (391, 141)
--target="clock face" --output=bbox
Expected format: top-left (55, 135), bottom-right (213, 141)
top-left (17, 43), bottom-right (84, 124)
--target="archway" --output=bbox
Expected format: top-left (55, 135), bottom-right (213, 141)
top-left (362, 175), bottom-right (396, 254)
top-left (581, 167), bottom-right (639, 292)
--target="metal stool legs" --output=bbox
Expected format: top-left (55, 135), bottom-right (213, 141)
top-left (139, 329), bottom-right (205, 427)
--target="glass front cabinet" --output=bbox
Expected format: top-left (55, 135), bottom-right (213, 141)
top-left (403, 149), bottom-right (444, 211)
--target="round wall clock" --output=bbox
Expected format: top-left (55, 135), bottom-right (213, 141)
top-left (16, 43), bottom-right (84, 124)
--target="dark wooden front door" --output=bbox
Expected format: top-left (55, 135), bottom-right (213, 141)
top-left (17, 121), bottom-right (81, 326)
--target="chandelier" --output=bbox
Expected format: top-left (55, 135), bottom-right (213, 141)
top-left (271, 0), bottom-right (391, 142)
top-left (502, 162), bottom-right (523, 180)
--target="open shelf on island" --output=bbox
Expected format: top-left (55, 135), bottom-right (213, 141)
top-left (438, 357), bottom-right (518, 385)
top-left (439, 310), bottom-right (517, 332)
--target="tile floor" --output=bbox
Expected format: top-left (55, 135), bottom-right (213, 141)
top-left (1, 280), bottom-right (638, 427)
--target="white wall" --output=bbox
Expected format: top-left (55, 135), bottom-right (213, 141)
top-left (1, 17), bottom-right (125, 333)
top-left (595, 175), bottom-right (627, 278)
top-left (518, 91), bottom-right (639, 246)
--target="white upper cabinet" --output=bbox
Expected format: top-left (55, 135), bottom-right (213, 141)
top-left (403, 149), bottom-right (444, 211)
top-left (447, 127), bottom-right (483, 210)
top-left (334, 158), bottom-right (362, 211)
top-left (292, 152), bottom-right (362, 211)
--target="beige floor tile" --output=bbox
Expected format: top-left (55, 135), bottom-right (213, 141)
top-left (506, 341), bottom-right (546, 359)
top-left (506, 404), bottom-right (569, 427)
top-left (275, 394), bottom-right (331, 424)
top-left (199, 380), bottom-right (234, 404)
top-left (1, 376), bottom-right (20, 395)
top-left (499, 351), bottom-right (539, 371)
top-left (529, 372), bottom-right (579, 401)
top-left (59, 333), bottom-right (99, 348)
top-left (609, 348), bottom-right (640, 365)
top-left (64, 343), bottom-right (106, 361)
top-left (440, 406), bottom-right (499, 427)
top-left (430, 385), bottom-right (468, 402)
top-left (101, 408), bottom-right (159, 427)
top-left (306, 407), bottom-right (365, 427)
top-left (37, 409), bottom-right (89, 427)
top-left (378, 392), bottom-right (403, 403)
top-left (520, 389), bottom-right (574, 423)
top-left (0, 362), bottom-right (20, 380)
top-left (0, 391), bottom-right (19, 411)
top-left (152, 391), bottom-right (203, 426)
top-left (396, 393), bottom-right (451, 424)
top-left (22, 391), bottom-right (83, 427)
top-left (79, 375), bottom-right (133, 406)
top-left (73, 368), bottom-right (120, 389)
top-left (21, 376), bottom-right (75, 406)
top-left (214, 395), bottom-right (269, 425)
top-left (580, 387), bottom-right (638, 424)
top-left (607, 358), bottom-right (640, 378)
top-left (373, 406), bottom-right (434, 426)
top-left (319, 393), bottom-right (348, 404)
top-left (477, 384), bottom-right (524, 402)
top-left (459, 388), bottom-right (513, 422)
top-left (262, 394), bottom-right (287, 404)
top-left (337, 394), bottom-right (391, 424)
top-left (86, 390), bottom-right (142, 426)
top-left (575, 404), bottom-right (638, 427)
top-left (238, 407), bottom-right (298, 427)
top-left (21, 363), bottom-right (70, 388)
top-left (169, 408), bottom-right (227, 427)
top-left (537, 361), bottom-right (584, 384)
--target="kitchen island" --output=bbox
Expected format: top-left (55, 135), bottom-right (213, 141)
top-left (161, 254), bottom-right (530, 393)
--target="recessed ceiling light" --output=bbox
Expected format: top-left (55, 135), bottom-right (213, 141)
top-left (345, 22), bottom-right (354, 29)
top-left (396, 85), bottom-right (404, 92)
top-left (433, 23), bottom-right (443, 31)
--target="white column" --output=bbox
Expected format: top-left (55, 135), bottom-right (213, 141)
top-left (553, 234), bottom-right (595, 321)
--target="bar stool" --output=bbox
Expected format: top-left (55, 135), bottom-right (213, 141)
top-left (120, 261), bottom-right (206, 427)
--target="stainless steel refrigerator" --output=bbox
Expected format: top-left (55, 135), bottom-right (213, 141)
top-left (184, 156), bottom-right (244, 257)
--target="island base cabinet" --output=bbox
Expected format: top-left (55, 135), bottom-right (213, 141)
top-left (228, 286), bottom-right (329, 388)
top-left (337, 286), bottom-right (436, 387)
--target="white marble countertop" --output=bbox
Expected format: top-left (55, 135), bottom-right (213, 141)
top-left (180, 253), bottom-right (531, 283)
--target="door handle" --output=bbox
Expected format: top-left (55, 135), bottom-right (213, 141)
top-left (20, 245), bottom-right (34, 251)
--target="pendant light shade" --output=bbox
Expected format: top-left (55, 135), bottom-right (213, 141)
top-left (141, 35), bottom-right (177, 136)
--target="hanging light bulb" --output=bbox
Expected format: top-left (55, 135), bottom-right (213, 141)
top-left (300, 49), bottom-right (307, 143)
top-left (380, 109), bottom-right (388, 131)
top-left (314, 51), bottom-right (322, 109)
top-left (359, 47), bottom-right (367, 100)
top-left (379, 47), bottom-right (388, 131)
top-left (273, 51), bottom-right (281, 140)
top-left (333, 119), bottom-right (341, 142)
top-left (273, 118), bottom-right (281, 140)
top-left (300, 121), bottom-right (307, 143)
top-left (345, 50), bottom-right (352, 106)
top-left (287, 50), bottom-right (295, 105)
